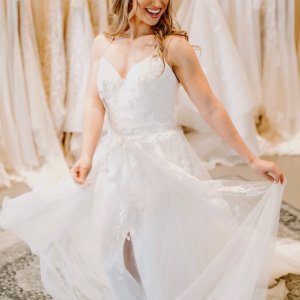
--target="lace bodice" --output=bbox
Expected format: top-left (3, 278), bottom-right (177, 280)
top-left (97, 54), bottom-right (179, 137)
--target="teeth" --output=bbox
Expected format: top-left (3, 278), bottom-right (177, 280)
top-left (146, 8), bottom-right (161, 14)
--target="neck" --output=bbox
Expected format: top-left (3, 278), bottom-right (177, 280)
top-left (126, 17), bottom-right (154, 40)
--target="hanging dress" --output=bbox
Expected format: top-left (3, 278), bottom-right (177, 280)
top-left (63, 0), bottom-right (95, 162)
top-left (6, 0), bottom-right (39, 168)
top-left (64, 0), bottom-right (94, 133)
top-left (19, 0), bottom-right (68, 188)
top-left (260, 0), bottom-right (300, 155)
top-left (0, 0), bottom-right (23, 172)
top-left (39, 0), bottom-right (67, 133)
top-left (88, 0), bottom-right (108, 35)
top-left (218, 0), bottom-right (263, 113)
top-left (176, 0), bottom-right (260, 169)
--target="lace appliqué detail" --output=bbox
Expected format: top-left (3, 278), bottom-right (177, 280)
top-left (98, 79), bottom-right (122, 108)
top-left (137, 56), bottom-right (165, 84)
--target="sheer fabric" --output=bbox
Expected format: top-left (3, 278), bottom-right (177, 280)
top-left (0, 35), bottom-right (289, 300)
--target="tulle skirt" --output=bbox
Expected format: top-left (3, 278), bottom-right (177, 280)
top-left (0, 128), bottom-right (285, 300)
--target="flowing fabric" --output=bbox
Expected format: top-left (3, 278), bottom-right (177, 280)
top-left (0, 35), bottom-right (289, 299)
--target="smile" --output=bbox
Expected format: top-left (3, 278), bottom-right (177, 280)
top-left (145, 7), bottom-right (162, 18)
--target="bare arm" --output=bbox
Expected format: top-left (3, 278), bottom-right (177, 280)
top-left (167, 36), bottom-right (284, 183)
top-left (80, 35), bottom-right (106, 160)
top-left (71, 34), bottom-right (106, 184)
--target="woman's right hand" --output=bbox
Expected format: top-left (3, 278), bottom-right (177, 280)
top-left (70, 155), bottom-right (92, 185)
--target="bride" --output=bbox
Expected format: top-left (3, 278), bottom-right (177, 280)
top-left (0, 0), bottom-right (288, 299)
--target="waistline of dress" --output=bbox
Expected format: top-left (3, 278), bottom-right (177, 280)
top-left (104, 126), bottom-right (183, 142)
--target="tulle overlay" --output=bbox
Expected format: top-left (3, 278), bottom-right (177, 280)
top-left (0, 128), bottom-right (285, 299)
top-left (0, 38), bottom-right (286, 299)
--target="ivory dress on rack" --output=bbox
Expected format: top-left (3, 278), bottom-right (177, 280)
top-left (88, 0), bottom-right (108, 35)
top-left (39, 0), bottom-right (67, 133)
top-left (64, 0), bottom-right (95, 161)
top-left (0, 119), bottom-right (12, 189)
top-left (64, 0), bottom-right (94, 133)
top-left (176, 0), bottom-right (260, 169)
top-left (0, 0), bottom-right (23, 172)
top-left (218, 0), bottom-right (263, 112)
top-left (260, 0), bottom-right (300, 154)
top-left (19, 0), bottom-right (68, 188)
top-left (6, 0), bottom-right (39, 168)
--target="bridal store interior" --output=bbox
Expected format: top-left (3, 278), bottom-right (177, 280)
top-left (0, 0), bottom-right (300, 298)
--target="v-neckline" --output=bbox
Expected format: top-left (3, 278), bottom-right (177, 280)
top-left (100, 55), bottom-right (176, 83)
top-left (100, 56), bottom-right (155, 81)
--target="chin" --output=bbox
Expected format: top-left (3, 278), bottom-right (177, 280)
top-left (143, 13), bottom-right (164, 26)
top-left (132, 0), bottom-right (169, 27)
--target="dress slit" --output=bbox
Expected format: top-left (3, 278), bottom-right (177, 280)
top-left (123, 232), bottom-right (143, 286)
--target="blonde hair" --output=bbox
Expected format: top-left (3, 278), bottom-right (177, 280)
top-left (104, 0), bottom-right (190, 70)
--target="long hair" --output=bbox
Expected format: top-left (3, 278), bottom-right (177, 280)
top-left (104, 0), bottom-right (191, 70)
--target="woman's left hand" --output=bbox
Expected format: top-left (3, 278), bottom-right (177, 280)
top-left (249, 157), bottom-right (285, 184)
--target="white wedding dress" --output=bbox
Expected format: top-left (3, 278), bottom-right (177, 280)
top-left (260, 0), bottom-right (300, 155)
top-left (0, 35), bottom-right (290, 299)
top-left (39, 0), bottom-right (67, 133)
top-left (64, 0), bottom-right (95, 162)
top-left (218, 0), bottom-right (263, 112)
top-left (64, 0), bottom-right (94, 132)
top-left (18, 0), bottom-right (69, 188)
top-left (6, 0), bottom-right (39, 168)
top-left (0, 0), bottom-right (23, 172)
top-left (88, 0), bottom-right (108, 35)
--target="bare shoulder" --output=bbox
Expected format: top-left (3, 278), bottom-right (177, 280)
top-left (93, 33), bottom-right (106, 49)
top-left (91, 33), bottom-right (112, 57)
top-left (164, 35), bottom-right (196, 68)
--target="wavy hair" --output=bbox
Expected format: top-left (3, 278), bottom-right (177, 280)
top-left (104, 0), bottom-right (191, 70)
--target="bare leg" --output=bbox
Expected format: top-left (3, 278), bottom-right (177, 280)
top-left (123, 232), bottom-right (142, 285)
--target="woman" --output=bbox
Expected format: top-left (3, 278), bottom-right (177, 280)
top-left (1, 0), bottom-right (286, 299)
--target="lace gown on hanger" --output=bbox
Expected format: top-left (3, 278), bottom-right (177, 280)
top-left (261, 0), bottom-right (300, 150)
top-left (0, 0), bottom-right (23, 172)
top-left (64, 0), bottom-right (95, 161)
top-left (218, 0), bottom-right (263, 112)
top-left (88, 0), bottom-right (108, 35)
top-left (40, 0), bottom-right (67, 133)
top-left (18, 0), bottom-right (69, 188)
top-left (6, 0), bottom-right (39, 168)
top-left (0, 35), bottom-right (287, 300)
top-left (64, 0), bottom-right (94, 133)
